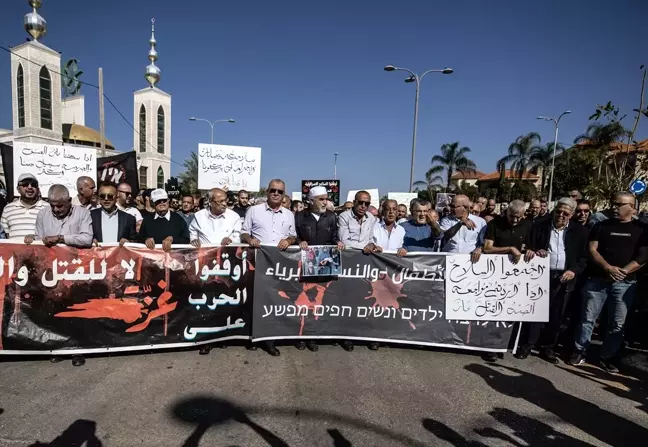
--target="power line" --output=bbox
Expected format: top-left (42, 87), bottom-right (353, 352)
top-left (0, 44), bottom-right (187, 169)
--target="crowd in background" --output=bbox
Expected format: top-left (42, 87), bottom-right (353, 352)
top-left (0, 172), bottom-right (646, 373)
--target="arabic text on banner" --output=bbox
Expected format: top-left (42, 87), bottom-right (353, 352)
top-left (198, 144), bottom-right (261, 192)
top-left (13, 142), bottom-right (96, 196)
top-left (445, 254), bottom-right (550, 322)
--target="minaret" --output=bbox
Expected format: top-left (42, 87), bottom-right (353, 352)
top-left (133, 18), bottom-right (171, 189)
top-left (11, 0), bottom-right (63, 144)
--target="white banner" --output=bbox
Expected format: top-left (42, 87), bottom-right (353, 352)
top-left (198, 144), bottom-right (261, 192)
top-left (445, 254), bottom-right (550, 322)
top-left (13, 142), bottom-right (96, 196)
top-left (388, 192), bottom-right (418, 205)
top-left (347, 189), bottom-right (379, 208)
top-left (291, 192), bottom-right (302, 201)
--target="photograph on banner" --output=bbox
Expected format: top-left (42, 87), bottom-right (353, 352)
top-left (445, 254), bottom-right (550, 322)
top-left (388, 192), bottom-right (418, 206)
top-left (197, 144), bottom-right (261, 191)
top-left (13, 142), bottom-right (96, 196)
top-left (435, 193), bottom-right (454, 213)
top-left (347, 188), bottom-right (379, 208)
top-left (300, 245), bottom-right (342, 277)
top-left (301, 180), bottom-right (340, 206)
top-left (253, 247), bottom-right (517, 351)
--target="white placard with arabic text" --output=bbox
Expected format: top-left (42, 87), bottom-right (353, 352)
top-left (198, 144), bottom-right (261, 192)
top-left (388, 192), bottom-right (418, 206)
top-left (445, 254), bottom-right (550, 322)
top-left (13, 142), bottom-right (96, 196)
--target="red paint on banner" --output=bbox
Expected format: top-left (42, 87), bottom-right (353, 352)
top-left (124, 286), bottom-right (140, 294)
top-left (126, 291), bottom-right (176, 332)
top-left (55, 298), bottom-right (145, 323)
top-left (364, 275), bottom-right (406, 309)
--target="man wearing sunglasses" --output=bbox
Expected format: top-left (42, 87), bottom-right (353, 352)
top-left (570, 192), bottom-right (648, 372)
top-left (90, 183), bottom-right (137, 247)
top-left (138, 189), bottom-right (190, 252)
top-left (0, 173), bottom-right (46, 240)
top-left (573, 199), bottom-right (592, 228)
top-left (241, 179), bottom-right (296, 357)
top-left (518, 197), bottom-right (588, 364)
top-left (71, 176), bottom-right (99, 210)
top-left (338, 190), bottom-right (377, 250)
top-left (116, 182), bottom-right (143, 232)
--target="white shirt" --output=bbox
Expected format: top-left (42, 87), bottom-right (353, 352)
top-left (372, 220), bottom-right (405, 251)
top-left (100, 209), bottom-right (119, 243)
top-left (154, 211), bottom-right (171, 221)
top-left (549, 224), bottom-right (567, 271)
top-left (117, 204), bottom-right (143, 222)
top-left (190, 208), bottom-right (242, 244)
top-left (439, 213), bottom-right (487, 253)
top-left (71, 195), bottom-right (100, 210)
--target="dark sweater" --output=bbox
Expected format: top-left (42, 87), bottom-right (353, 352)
top-left (138, 212), bottom-right (190, 244)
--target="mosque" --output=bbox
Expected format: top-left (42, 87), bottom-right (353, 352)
top-left (0, 0), bottom-right (171, 191)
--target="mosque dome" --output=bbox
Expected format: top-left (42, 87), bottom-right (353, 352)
top-left (62, 123), bottom-right (115, 150)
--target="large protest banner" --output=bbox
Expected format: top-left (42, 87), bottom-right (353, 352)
top-left (301, 180), bottom-right (341, 206)
top-left (445, 254), bottom-right (550, 322)
top-left (12, 142), bottom-right (96, 196)
top-left (0, 243), bottom-right (254, 354)
top-left (198, 144), bottom-right (261, 191)
top-left (97, 151), bottom-right (139, 194)
top-left (252, 247), bottom-right (519, 352)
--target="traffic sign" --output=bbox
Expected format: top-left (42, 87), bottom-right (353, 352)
top-left (630, 179), bottom-right (647, 195)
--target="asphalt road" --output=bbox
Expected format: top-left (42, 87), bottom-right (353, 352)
top-left (0, 343), bottom-right (646, 446)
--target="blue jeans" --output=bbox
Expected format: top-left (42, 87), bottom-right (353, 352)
top-left (574, 277), bottom-right (637, 359)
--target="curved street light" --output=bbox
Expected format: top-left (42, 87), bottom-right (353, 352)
top-left (537, 110), bottom-right (571, 204)
top-left (384, 65), bottom-right (453, 192)
top-left (189, 117), bottom-right (235, 144)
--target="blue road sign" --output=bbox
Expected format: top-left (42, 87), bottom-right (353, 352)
top-left (630, 179), bottom-right (647, 195)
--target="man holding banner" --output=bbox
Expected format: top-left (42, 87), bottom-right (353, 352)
top-left (138, 189), bottom-right (190, 252)
top-left (189, 188), bottom-right (242, 248)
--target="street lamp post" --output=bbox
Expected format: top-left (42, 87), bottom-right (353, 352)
top-left (189, 117), bottom-right (235, 144)
top-left (334, 152), bottom-right (339, 180)
top-left (537, 110), bottom-right (571, 204)
top-left (384, 65), bottom-right (453, 192)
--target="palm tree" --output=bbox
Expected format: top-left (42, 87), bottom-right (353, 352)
top-left (573, 122), bottom-right (627, 179)
top-left (179, 151), bottom-right (199, 193)
top-left (529, 142), bottom-right (564, 194)
top-left (414, 165), bottom-right (444, 199)
top-left (428, 141), bottom-right (477, 191)
top-left (498, 132), bottom-right (542, 180)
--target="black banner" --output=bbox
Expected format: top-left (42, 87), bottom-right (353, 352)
top-left (252, 247), bottom-right (516, 352)
top-left (301, 180), bottom-right (340, 206)
top-left (97, 151), bottom-right (139, 192)
top-left (0, 143), bottom-right (15, 201)
top-left (0, 243), bottom-right (254, 354)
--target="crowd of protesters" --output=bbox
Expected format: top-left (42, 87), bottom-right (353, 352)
top-left (0, 172), bottom-right (646, 373)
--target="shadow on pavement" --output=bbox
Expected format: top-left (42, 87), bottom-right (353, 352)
top-left (465, 363), bottom-right (648, 447)
top-left (29, 419), bottom-right (102, 447)
top-left (422, 418), bottom-right (486, 446)
top-left (171, 395), bottom-right (428, 447)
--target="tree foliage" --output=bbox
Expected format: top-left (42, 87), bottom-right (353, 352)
top-left (178, 151), bottom-right (198, 194)
top-left (498, 132), bottom-right (542, 180)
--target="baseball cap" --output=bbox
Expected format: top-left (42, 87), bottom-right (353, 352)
top-left (150, 188), bottom-right (169, 203)
top-left (17, 173), bottom-right (38, 184)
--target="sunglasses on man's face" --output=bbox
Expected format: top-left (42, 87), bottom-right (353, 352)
top-left (19, 181), bottom-right (38, 188)
top-left (156, 199), bottom-right (169, 205)
top-left (99, 193), bottom-right (115, 200)
top-left (355, 200), bottom-right (371, 207)
top-left (118, 190), bottom-right (132, 197)
top-left (268, 188), bottom-right (284, 195)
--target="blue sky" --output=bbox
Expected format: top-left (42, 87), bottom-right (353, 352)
top-left (1, 0), bottom-right (647, 199)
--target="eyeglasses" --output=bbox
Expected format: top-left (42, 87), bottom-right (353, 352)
top-left (355, 200), bottom-right (371, 207)
top-left (268, 188), bottom-right (284, 195)
top-left (555, 211), bottom-right (571, 217)
top-left (19, 181), bottom-right (38, 188)
top-left (99, 193), bottom-right (115, 200)
top-left (612, 202), bottom-right (632, 208)
top-left (118, 190), bottom-right (132, 197)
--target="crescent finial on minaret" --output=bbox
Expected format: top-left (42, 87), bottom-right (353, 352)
top-left (145, 17), bottom-right (161, 88)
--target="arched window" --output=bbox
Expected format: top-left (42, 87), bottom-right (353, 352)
top-left (139, 105), bottom-right (146, 152)
top-left (157, 166), bottom-right (164, 189)
top-left (157, 106), bottom-right (165, 154)
top-left (17, 64), bottom-right (25, 128)
top-left (139, 166), bottom-right (148, 188)
top-left (39, 66), bottom-right (52, 129)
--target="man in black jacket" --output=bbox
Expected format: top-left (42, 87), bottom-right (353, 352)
top-left (138, 189), bottom-right (190, 252)
top-left (294, 186), bottom-right (344, 352)
top-left (90, 183), bottom-right (137, 246)
top-left (516, 197), bottom-right (589, 364)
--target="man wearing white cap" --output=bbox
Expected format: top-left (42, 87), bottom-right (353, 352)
top-left (0, 173), bottom-right (47, 240)
top-left (294, 186), bottom-right (344, 353)
top-left (138, 188), bottom-right (190, 252)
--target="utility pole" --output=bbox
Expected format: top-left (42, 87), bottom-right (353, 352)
top-left (98, 67), bottom-right (106, 156)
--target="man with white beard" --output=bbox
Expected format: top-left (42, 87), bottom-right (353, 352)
top-left (295, 186), bottom-right (345, 352)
